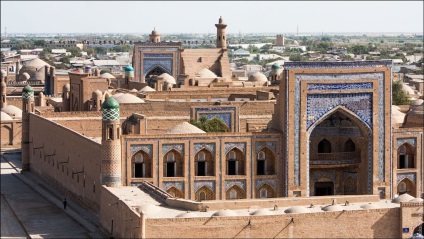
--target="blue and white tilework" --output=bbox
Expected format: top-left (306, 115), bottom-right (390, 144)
top-left (163, 181), bottom-right (184, 192)
top-left (225, 180), bottom-right (246, 191)
top-left (311, 171), bottom-right (336, 183)
top-left (130, 144), bottom-right (153, 157)
top-left (194, 181), bottom-right (215, 192)
top-left (194, 107), bottom-right (236, 130)
top-left (397, 138), bottom-right (416, 148)
top-left (255, 178), bottom-right (276, 190)
top-left (194, 143), bottom-right (215, 154)
top-left (102, 108), bottom-right (119, 121)
top-left (143, 59), bottom-right (172, 75)
top-left (144, 53), bottom-right (173, 58)
top-left (284, 60), bottom-right (392, 69)
top-left (255, 141), bottom-right (276, 154)
top-left (162, 144), bottom-right (184, 156)
top-left (139, 47), bottom-right (179, 80)
top-left (307, 82), bottom-right (373, 91)
top-left (397, 173), bottom-right (416, 184)
top-left (224, 142), bottom-right (246, 154)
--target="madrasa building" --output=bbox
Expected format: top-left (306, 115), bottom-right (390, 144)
top-left (2, 17), bottom-right (423, 239)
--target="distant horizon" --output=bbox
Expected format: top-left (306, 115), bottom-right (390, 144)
top-left (1, 1), bottom-right (423, 34)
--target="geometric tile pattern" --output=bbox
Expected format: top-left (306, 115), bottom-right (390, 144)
top-left (224, 142), bottom-right (246, 154)
top-left (255, 178), bottom-right (276, 190)
top-left (255, 141), bottom-right (276, 154)
top-left (194, 181), bottom-right (215, 192)
top-left (225, 180), bottom-right (246, 191)
top-left (162, 144), bottom-right (184, 156)
top-left (194, 107), bottom-right (237, 131)
top-left (397, 173), bottom-right (416, 184)
top-left (102, 108), bottom-right (120, 121)
top-left (138, 47), bottom-right (179, 80)
top-left (307, 82), bottom-right (373, 91)
top-left (163, 181), bottom-right (184, 192)
top-left (284, 60), bottom-right (392, 69)
top-left (22, 92), bottom-right (34, 99)
top-left (194, 143), bottom-right (215, 154)
top-left (143, 58), bottom-right (172, 75)
top-left (130, 144), bottom-right (153, 157)
top-left (397, 138), bottom-right (416, 148)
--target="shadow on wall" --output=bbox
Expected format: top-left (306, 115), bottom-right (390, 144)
top-left (371, 208), bottom-right (401, 238)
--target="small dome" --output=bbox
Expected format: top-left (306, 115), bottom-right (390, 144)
top-left (401, 83), bottom-right (415, 95)
top-left (411, 99), bottom-right (423, 105)
top-left (250, 209), bottom-right (274, 216)
top-left (124, 65), bottom-right (134, 72)
top-left (248, 72), bottom-right (268, 82)
top-left (1, 105), bottom-right (23, 118)
top-left (23, 85), bottom-right (34, 93)
top-left (284, 206), bottom-right (310, 214)
top-left (23, 58), bottom-right (50, 68)
top-left (92, 90), bottom-right (102, 99)
top-left (392, 193), bottom-right (415, 203)
top-left (218, 16), bottom-right (225, 24)
top-left (63, 83), bottom-right (70, 92)
top-left (136, 203), bottom-right (161, 216)
top-left (139, 86), bottom-right (156, 92)
top-left (271, 63), bottom-right (282, 70)
top-left (165, 122), bottom-right (206, 134)
top-left (212, 209), bottom-right (237, 217)
top-left (22, 72), bottom-right (30, 81)
top-left (100, 70), bottom-right (110, 75)
top-left (100, 73), bottom-right (116, 79)
top-left (0, 111), bottom-right (13, 121)
top-left (360, 203), bottom-right (380, 210)
top-left (102, 96), bottom-right (120, 109)
top-left (130, 88), bottom-right (138, 93)
top-left (409, 198), bottom-right (424, 202)
top-left (113, 93), bottom-right (144, 104)
top-left (322, 204), bottom-right (344, 212)
top-left (176, 211), bottom-right (199, 218)
top-left (195, 68), bottom-right (218, 78)
top-left (392, 105), bottom-right (406, 125)
top-left (159, 73), bottom-right (176, 84)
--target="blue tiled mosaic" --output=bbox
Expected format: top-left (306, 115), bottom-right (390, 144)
top-left (200, 113), bottom-right (231, 129)
top-left (311, 171), bottom-right (336, 183)
top-left (224, 142), bottom-right (246, 154)
top-left (194, 107), bottom-right (237, 130)
top-left (144, 53), bottom-right (173, 58)
top-left (255, 178), bottom-right (276, 190)
top-left (225, 180), bottom-right (246, 191)
top-left (162, 144), bottom-right (184, 156)
top-left (194, 143), bottom-right (215, 154)
top-left (163, 181), bottom-right (184, 192)
top-left (307, 83), bottom-right (373, 91)
top-left (138, 47), bottom-right (179, 81)
top-left (143, 58), bottom-right (172, 75)
top-left (194, 181), bottom-right (215, 192)
top-left (255, 141), bottom-right (276, 154)
top-left (130, 144), bottom-right (153, 157)
top-left (284, 60), bottom-right (392, 69)
top-left (397, 138), bottom-right (416, 148)
top-left (397, 173), bottom-right (416, 184)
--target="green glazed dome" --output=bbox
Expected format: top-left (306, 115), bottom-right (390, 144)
top-left (124, 65), bottom-right (134, 72)
top-left (102, 96), bottom-right (119, 109)
top-left (23, 85), bottom-right (34, 93)
top-left (271, 63), bottom-right (282, 70)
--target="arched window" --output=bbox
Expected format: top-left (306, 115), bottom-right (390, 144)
top-left (260, 189), bottom-right (267, 198)
top-left (199, 191), bottom-right (206, 201)
top-left (257, 151), bottom-right (266, 175)
top-left (133, 153), bottom-right (144, 178)
top-left (196, 152), bottom-right (206, 176)
top-left (343, 139), bottom-right (355, 152)
top-left (227, 150), bottom-right (237, 175)
top-left (107, 126), bottom-right (113, 140)
top-left (318, 139), bottom-right (331, 153)
top-left (398, 144), bottom-right (415, 169)
top-left (229, 189), bottom-right (237, 199)
top-left (166, 153), bottom-right (176, 177)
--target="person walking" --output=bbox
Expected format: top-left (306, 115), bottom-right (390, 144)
top-left (63, 198), bottom-right (67, 209)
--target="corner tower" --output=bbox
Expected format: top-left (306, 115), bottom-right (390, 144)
top-left (149, 29), bottom-right (160, 43)
top-left (215, 16), bottom-right (227, 49)
top-left (100, 95), bottom-right (122, 186)
top-left (22, 85), bottom-right (35, 171)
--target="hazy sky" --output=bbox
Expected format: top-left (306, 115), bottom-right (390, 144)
top-left (1, 1), bottom-right (423, 34)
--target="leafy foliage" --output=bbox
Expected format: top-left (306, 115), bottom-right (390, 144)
top-left (392, 80), bottom-right (410, 105)
top-left (190, 116), bottom-right (229, 132)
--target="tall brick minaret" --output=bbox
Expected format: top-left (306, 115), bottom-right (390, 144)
top-left (100, 95), bottom-right (122, 186)
top-left (215, 16), bottom-right (227, 49)
top-left (22, 85), bottom-right (34, 171)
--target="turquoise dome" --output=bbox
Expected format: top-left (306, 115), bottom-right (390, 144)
top-left (271, 63), bottom-right (282, 70)
top-left (23, 85), bottom-right (34, 93)
top-left (124, 65), bottom-right (134, 72)
top-left (102, 97), bottom-right (119, 109)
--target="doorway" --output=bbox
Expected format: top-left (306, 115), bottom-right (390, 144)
top-left (315, 182), bottom-right (334, 196)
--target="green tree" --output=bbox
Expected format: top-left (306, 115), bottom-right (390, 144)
top-left (67, 47), bottom-right (82, 57)
top-left (111, 44), bottom-right (133, 52)
top-left (189, 116), bottom-right (229, 132)
top-left (289, 54), bottom-right (306, 61)
top-left (392, 80), bottom-right (410, 105)
top-left (33, 40), bottom-right (45, 47)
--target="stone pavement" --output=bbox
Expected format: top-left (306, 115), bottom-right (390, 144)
top-left (1, 149), bottom-right (105, 238)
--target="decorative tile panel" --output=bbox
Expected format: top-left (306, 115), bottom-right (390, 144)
top-left (307, 82), bottom-right (373, 91)
top-left (397, 173), bottom-right (416, 184)
top-left (397, 138), bottom-right (416, 148)
top-left (255, 141), bottom-right (276, 154)
top-left (225, 180), bottom-right (246, 191)
top-left (311, 171), bottom-right (336, 183)
top-left (130, 144), bottom-right (153, 157)
top-left (194, 181), bottom-right (215, 192)
top-left (194, 107), bottom-right (237, 130)
top-left (284, 60), bottom-right (392, 69)
top-left (144, 53), bottom-right (173, 58)
top-left (143, 58), bottom-right (172, 75)
top-left (102, 108), bottom-right (119, 121)
top-left (224, 142), bottom-right (246, 154)
top-left (200, 113), bottom-right (231, 128)
top-left (22, 92), bottom-right (34, 99)
top-left (163, 181), bottom-right (184, 192)
top-left (162, 144), bottom-right (184, 156)
top-left (255, 178), bottom-right (276, 190)
top-left (194, 143), bottom-right (215, 154)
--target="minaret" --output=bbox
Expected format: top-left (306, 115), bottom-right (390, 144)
top-left (149, 28), bottom-right (160, 43)
top-left (124, 65), bottom-right (134, 85)
top-left (62, 83), bottom-right (70, 112)
top-left (92, 90), bottom-right (102, 111)
top-left (215, 16), bottom-right (227, 49)
top-left (100, 95), bottom-right (122, 186)
top-left (1, 70), bottom-right (7, 108)
top-left (21, 85), bottom-right (35, 171)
